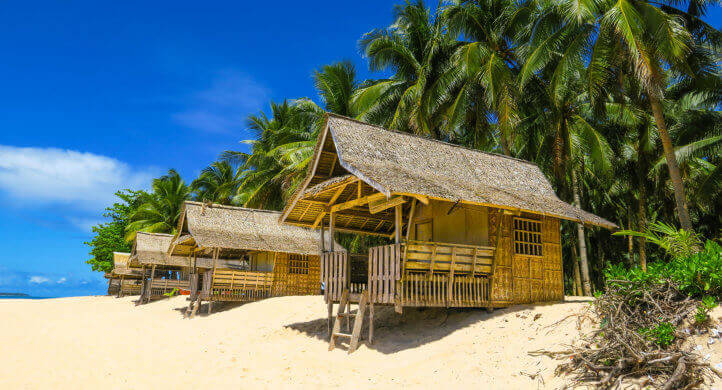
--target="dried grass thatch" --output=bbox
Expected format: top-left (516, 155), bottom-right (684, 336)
top-left (110, 252), bottom-right (142, 277)
top-left (171, 202), bottom-right (334, 256)
top-left (129, 232), bottom-right (190, 267)
top-left (282, 114), bottom-right (616, 230)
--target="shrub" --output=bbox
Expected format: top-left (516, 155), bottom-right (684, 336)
top-left (694, 296), bottom-right (717, 325)
top-left (604, 240), bottom-right (722, 299)
top-left (640, 322), bottom-right (676, 348)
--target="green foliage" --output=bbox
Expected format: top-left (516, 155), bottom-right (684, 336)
top-left (694, 296), bottom-right (717, 325)
top-left (614, 221), bottom-right (702, 259)
top-left (604, 240), bottom-right (722, 298)
top-left (125, 169), bottom-right (191, 242)
top-left (85, 190), bottom-right (147, 272)
top-left (640, 322), bottom-right (676, 348)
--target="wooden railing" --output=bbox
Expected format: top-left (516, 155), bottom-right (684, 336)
top-left (403, 240), bottom-right (494, 275)
top-left (119, 280), bottom-right (142, 296)
top-left (369, 244), bottom-right (401, 304)
top-left (321, 252), bottom-right (347, 302)
top-left (322, 241), bottom-right (494, 307)
top-left (148, 278), bottom-right (190, 296)
top-left (208, 270), bottom-right (274, 302)
top-left (399, 274), bottom-right (490, 307)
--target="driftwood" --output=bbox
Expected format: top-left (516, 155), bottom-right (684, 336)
top-left (533, 279), bottom-right (718, 389)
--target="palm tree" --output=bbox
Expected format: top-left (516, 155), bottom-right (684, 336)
top-left (314, 61), bottom-right (359, 117)
top-left (222, 61), bottom-right (363, 209)
top-left (222, 100), bottom-right (321, 209)
top-left (586, 0), bottom-right (703, 231)
top-left (353, 0), bottom-right (457, 135)
top-left (191, 161), bottom-right (241, 205)
top-left (125, 170), bottom-right (192, 242)
top-left (436, 0), bottom-right (533, 154)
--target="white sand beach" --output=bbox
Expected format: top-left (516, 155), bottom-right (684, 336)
top-left (1, 295), bottom-right (719, 389)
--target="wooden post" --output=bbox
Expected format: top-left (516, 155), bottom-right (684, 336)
top-left (329, 212), bottom-right (335, 252)
top-left (208, 248), bottom-right (218, 315)
top-left (148, 264), bottom-right (156, 303)
top-left (394, 204), bottom-right (402, 244)
top-left (327, 301), bottom-right (333, 339)
top-left (320, 220), bottom-right (325, 253)
top-left (369, 302), bottom-right (375, 344)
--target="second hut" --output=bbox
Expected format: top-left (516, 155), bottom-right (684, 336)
top-left (169, 201), bottom-right (336, 317)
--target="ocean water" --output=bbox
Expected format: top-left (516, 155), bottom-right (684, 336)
top-left (0, 295), bottom-right (48, 300)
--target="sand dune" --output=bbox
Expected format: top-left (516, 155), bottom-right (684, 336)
top-left (1, 295), bottom-right (719, 389)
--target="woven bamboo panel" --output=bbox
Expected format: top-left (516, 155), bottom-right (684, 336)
top-left (542, 217), bottom-right (563, 301)
top-left (490, 210), bottom-right (514, 304)
top-left (273, 253), bottom-right (321, 296)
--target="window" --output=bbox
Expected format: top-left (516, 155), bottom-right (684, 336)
top-left (289, 254), bottom-right (309, 275)
top-left (513, 217), bottom-right (543, 256)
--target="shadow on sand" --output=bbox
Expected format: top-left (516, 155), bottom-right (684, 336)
top-left (171, 300), bottom-right (248, 318)
top-left (284, 298), bottom-right (592, 354)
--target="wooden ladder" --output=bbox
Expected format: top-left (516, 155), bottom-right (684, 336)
top-left (329, 289), bottom-right (369, 353)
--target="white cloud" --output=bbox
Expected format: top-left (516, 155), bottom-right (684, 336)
top-left (173, 70), bottom-right (269, 134)
top-left (56, 277), bottom-right (67, 284)
top-left (67, 217), bottom-right (103, 233)
top-left (0, 146), bottom-right (156, 211)
top-left (29, 276), bottom-right (50, 284)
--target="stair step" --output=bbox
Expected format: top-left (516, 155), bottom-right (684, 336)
top-left (333, 332), bottom-right (352, 338)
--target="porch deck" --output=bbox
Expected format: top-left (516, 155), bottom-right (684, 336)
top-left (202, 270), bottom-right (274, 302)
top-left (322, 240), bottom-right (495, 308)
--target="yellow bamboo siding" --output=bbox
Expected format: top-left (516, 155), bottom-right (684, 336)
top-left (272, 253), bottom-right (321, 296)
top-left (209, 270), bottom-right (274, 302)
top-left (489, 210), bottom-right (564, 305)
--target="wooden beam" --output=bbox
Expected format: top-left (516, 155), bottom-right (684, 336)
top-left (369, 196), bottom-right (406, 214)
top-left (405, 198), bottom-right (417, 241)
top-left (298, 202), bottom-right (313, 222)
top-left (330, 193), bottom-right (386, 213)
top-left (312, 212), bottom-right (326, 228)
top-left (328, 154), bottom-right (337, 177)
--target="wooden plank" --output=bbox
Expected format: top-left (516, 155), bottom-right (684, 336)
top-left (330, 193), bottom-right (386, 213)
top-left (369, 196), bottom-right (405, 214)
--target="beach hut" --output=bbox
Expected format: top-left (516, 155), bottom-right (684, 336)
top-left (129, 232), bottom-right (196, 304)
top-left (280, 114), bottom-right (617, 351)
top-left (168, 201), bottom-right (335, 317)
top-left (105, 252), bottom-right (143, 297)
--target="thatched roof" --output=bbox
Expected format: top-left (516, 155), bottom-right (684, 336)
top-left (128, 232), bottom-right (191, 267)
top-left (169, 201), bottom-right (336, 256)
top-left (281, 114), bottom-right (616, 230)
top-left (110, 252), bottom-right (142, 277)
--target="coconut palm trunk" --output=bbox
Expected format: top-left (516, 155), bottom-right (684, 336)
top-left (571, 244), bottom-right (583, 296)
top-left (571, 170), bottom-right (592, 296)
top-left (648, 95), bottom-right (694, 232)
top-left (637, 176), bottom-right (648, 272)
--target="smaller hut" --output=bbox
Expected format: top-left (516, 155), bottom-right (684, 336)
top-left (130, 232), bottom-right (194, 304)
top-left (168, 201), bottom-right (338, 317)
top-left (105, 252), bottom-right (143, 297)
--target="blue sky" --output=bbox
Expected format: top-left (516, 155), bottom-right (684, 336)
top-left (0, 2), bottom-right (720, 297)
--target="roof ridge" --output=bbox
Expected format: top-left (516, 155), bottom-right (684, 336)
top-left (183, 201), bottom-right (283, 215)
top-left (325, 113), bottom-right (539, 168)
top-left (136, 231), bottom-right (174, 237)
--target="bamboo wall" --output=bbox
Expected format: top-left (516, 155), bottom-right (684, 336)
top-left (272, 252), bottom-right (321, 296)
top-left (489, 210), bottom-right (563, 305)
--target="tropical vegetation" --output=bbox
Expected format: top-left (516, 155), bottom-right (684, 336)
top-left (87, 0), bottom-right (721, 297)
